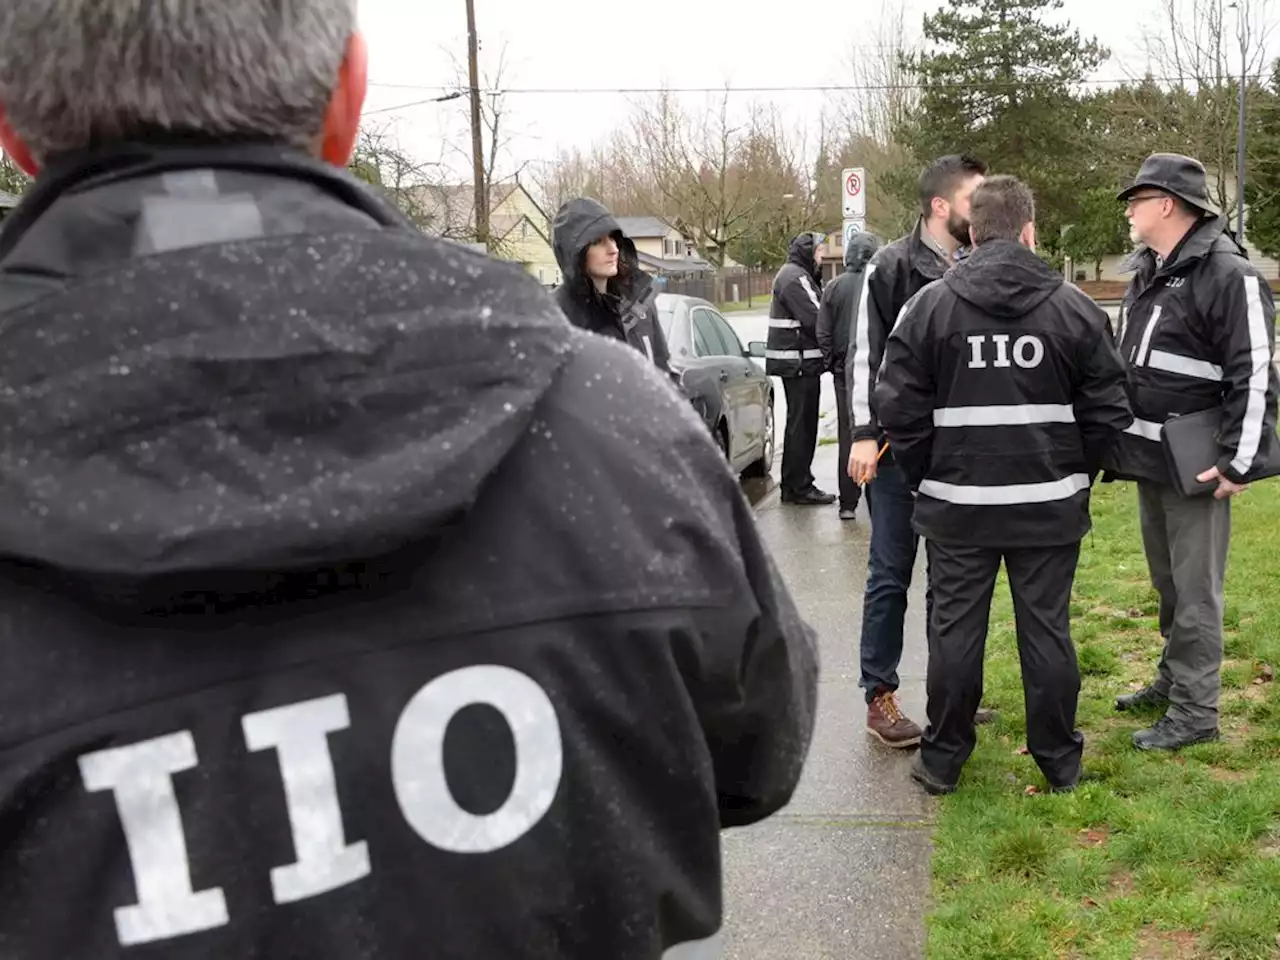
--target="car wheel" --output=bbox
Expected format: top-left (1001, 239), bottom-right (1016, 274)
top-left (743, 393), bottom-right (775, 478)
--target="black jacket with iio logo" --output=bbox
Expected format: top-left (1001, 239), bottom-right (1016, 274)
top-left (874, 241), bottom-right (1132, 547)
top-left (1104, 217), bottom-right (1278, 486)
top-left (0, 145), bottom-right (818, 959)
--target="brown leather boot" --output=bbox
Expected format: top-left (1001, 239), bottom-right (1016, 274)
top-left (866, 690), bottom-right (923, 749)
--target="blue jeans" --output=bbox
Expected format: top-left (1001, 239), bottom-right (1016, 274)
top-left (859, 462), bottom-right (932, 704)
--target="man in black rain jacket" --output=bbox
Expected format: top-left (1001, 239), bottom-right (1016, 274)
top-left (1105, 153), bottom-right (1279, 751)
top-left (875, 176), bottom-right (1132, 794)
top-left (0, 4), bottom-right (819, 957)
top-left (818, 229), bottom-right (881, 519)
top-left (767, 231), bottom-right (836, 505)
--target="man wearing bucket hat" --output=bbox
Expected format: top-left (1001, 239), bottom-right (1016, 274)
top-left (1105, 153), bottom-right (1278, 751)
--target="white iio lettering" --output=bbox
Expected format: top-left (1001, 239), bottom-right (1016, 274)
top-left (78, 666), bottom-right (565, 947)
top-left (391, 665), bottom-right (563, 854)
top-left (966, 333), bottom-right (1045, 370)
top-left (242, 694), bottom-right (371, 904)
top-left (78, 732), bottom-right (230, 946)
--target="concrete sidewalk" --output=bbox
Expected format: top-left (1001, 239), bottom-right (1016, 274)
top-left (723, 442), bottom-right (934, 960)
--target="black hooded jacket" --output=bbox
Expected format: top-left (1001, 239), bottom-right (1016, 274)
top-left (765, 233), bottom-right (825, 378)
top-left (0, 144), bottom-right (818, 959)
top-left (1103, 216), bottom-right (1278, 486)
top-left (848, 219), bottom-right (951, 446)
top-left (551, 198), bottom-right (672, 373)
top-left (817, 231), bottom-right (880, 376)
top-left (874, 241), bottom-right (1133, 547)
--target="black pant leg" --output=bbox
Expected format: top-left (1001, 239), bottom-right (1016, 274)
top-left (781, 376), bottom-right (821, 494)
top-left (921, 540), bottom-right (1002, 786)
top-left (832, 371), bottom-right (860, 509)
top-left (1004, 542), bottom-right (1085, 788)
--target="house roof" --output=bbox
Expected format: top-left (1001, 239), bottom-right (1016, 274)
top-left (636, 251), bottom-right (713, 275)
top-left (616, 216), bottom-right (675, 239)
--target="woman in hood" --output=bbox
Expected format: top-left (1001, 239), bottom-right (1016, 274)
top-left (551, 198), bottom-right (672, 373)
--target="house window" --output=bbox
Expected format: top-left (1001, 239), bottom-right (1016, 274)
top-left (520, 221), bottom-right (529, 238)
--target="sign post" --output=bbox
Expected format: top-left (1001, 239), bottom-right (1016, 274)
top-left (841, 167), bottom-right (867, 252)
top-left (841, 167), bottom-right (866, 219)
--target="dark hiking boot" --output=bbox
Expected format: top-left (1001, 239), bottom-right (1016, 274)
top-left (1132, 715), bottom-right (1220, 752)
top-left (1115, 685), bottom-right (1170, 712)
top-left (867, 690), bottom-right (923, 749)
top-left (910, 756), bottom-right (956, 796)
top-left (974, 706), bottom-right (998, 725)
top-left (838, 504), bottom-right (859, 520)
top-left (782, 486), bottom-right (837, 506)
top-left (1048, 771), bottom-right (1104, 794)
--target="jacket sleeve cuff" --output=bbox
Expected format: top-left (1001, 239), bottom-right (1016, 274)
top-left (852, 425), bottom-right (880, 443)
top-left (1218, 456), bottom-right (1250, 485)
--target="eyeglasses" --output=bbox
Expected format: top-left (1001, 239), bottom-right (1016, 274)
top-left (1125, 194), bottom-right (1169, 208)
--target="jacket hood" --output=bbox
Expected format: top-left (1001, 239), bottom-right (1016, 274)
top-left (944, 240), bottom-right (1063, 318)
top-left (844, 231), bottom-right (880, 271)
top-left (786, 232), bottom-right (820, 271)
top-left (553, 197), bottom-right (624, 284)
top-left (0, 144), bottom-right (574, 590)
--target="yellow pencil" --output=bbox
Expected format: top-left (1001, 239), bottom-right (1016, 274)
top-left (877, 442), bottom-right (890, 461)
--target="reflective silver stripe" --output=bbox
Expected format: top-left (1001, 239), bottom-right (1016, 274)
top-left (918, 473), bottom-right (1091, 505)
top-left (766, 349), bottom-right (824, 361)
top-left (799, 274), bottom-right (821, 310)
top-left (663, 932), bottom-right (722, 960)
top-left (1124, 418), bottom-right (1164, 442)
top-left (850, 264), bottom-right (878, 426)
top-left (642, 334), bottom-right (654, 362)
top-left (1136, 305), bottom-right (1163, 365)
top-left (768, 318), bottom-right (801, 329)
top-left (1147, 350), bottom-right (1223, 382)
top-left (1231, 275), bottom-right (1271, 475)
top-left (933, 403), bottom-right (1076, 427)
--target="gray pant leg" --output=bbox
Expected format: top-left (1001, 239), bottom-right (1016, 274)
top-left (1137, 484), bottom-right (1176, 695)
top-left (1139, 482), bottom-right (1230, 728)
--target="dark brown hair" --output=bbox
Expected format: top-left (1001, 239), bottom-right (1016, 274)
top-left (919, 154), bottom-right (987, 216)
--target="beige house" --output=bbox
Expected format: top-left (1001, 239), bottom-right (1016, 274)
top-left (412, 181), bottom-right (561, 287)
top-left (614, 216), bottom-right (719, 276)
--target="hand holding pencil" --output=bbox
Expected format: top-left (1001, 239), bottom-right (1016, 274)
top-left (847, 438), bottom-right (888, 486)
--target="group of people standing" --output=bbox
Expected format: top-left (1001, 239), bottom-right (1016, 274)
top-left (762, 151), bottom-right (1278, 793)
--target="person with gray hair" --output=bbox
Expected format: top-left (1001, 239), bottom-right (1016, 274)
top-left (0, 3), bottom-right (820, 957)
top-left (875, 175), bottom-right (1132, 794)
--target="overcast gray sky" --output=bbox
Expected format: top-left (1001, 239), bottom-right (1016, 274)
top-left (356, 0), bottom-right (1278, 182)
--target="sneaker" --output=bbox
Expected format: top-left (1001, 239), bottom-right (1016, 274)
top-left (867, 690), bottom-right (923, 749)
top-left (974, 706), bottom-right (998, 725)
top-left (838, 505), bottom-right (859, 521)
top-left (1132, 715), bottom-right (1220, 752)
top-left (1115, 685), bottom-right (1170, 712)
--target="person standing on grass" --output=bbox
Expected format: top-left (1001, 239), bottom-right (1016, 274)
top-left (845, 154), bottom-right (987, 747)
top-left (767, 231), bottom-right (837, 506)
top-left (1104, 153), bottom-right (1278, 751)
top-left (817, 228), bottom-right (881, 520)
top-left (875, 176), bottom-right (1132, 794)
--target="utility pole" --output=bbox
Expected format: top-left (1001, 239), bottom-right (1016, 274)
top-left (465, 0), bottom-right (488, 248)
top-left (1232, 0), bottom-right (1248, 244)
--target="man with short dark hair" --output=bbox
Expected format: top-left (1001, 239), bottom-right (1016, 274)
top-left (1106, 153), bottom-right (1278, 751)
top-left (0, 2), bottom-right (819, 956)
top-left (846, 154), bottom-right (986, 747)
top-left (875, 175), bottom-right (1132, 794)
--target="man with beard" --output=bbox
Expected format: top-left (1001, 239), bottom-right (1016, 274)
top-left (845, 154), bottom-right (987, 747)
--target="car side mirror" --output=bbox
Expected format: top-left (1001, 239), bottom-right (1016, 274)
top-left (747, 341), bottom-right (767, 359)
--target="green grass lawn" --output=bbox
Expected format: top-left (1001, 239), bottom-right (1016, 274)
top-left (927, 481), bottom-right (1280, 960)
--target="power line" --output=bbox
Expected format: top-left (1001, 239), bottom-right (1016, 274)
top-left (365, 72), bottom-right (1268, 114)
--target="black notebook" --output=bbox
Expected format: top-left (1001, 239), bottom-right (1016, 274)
top-left (1161, 408), bottom-right (1280, 497)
